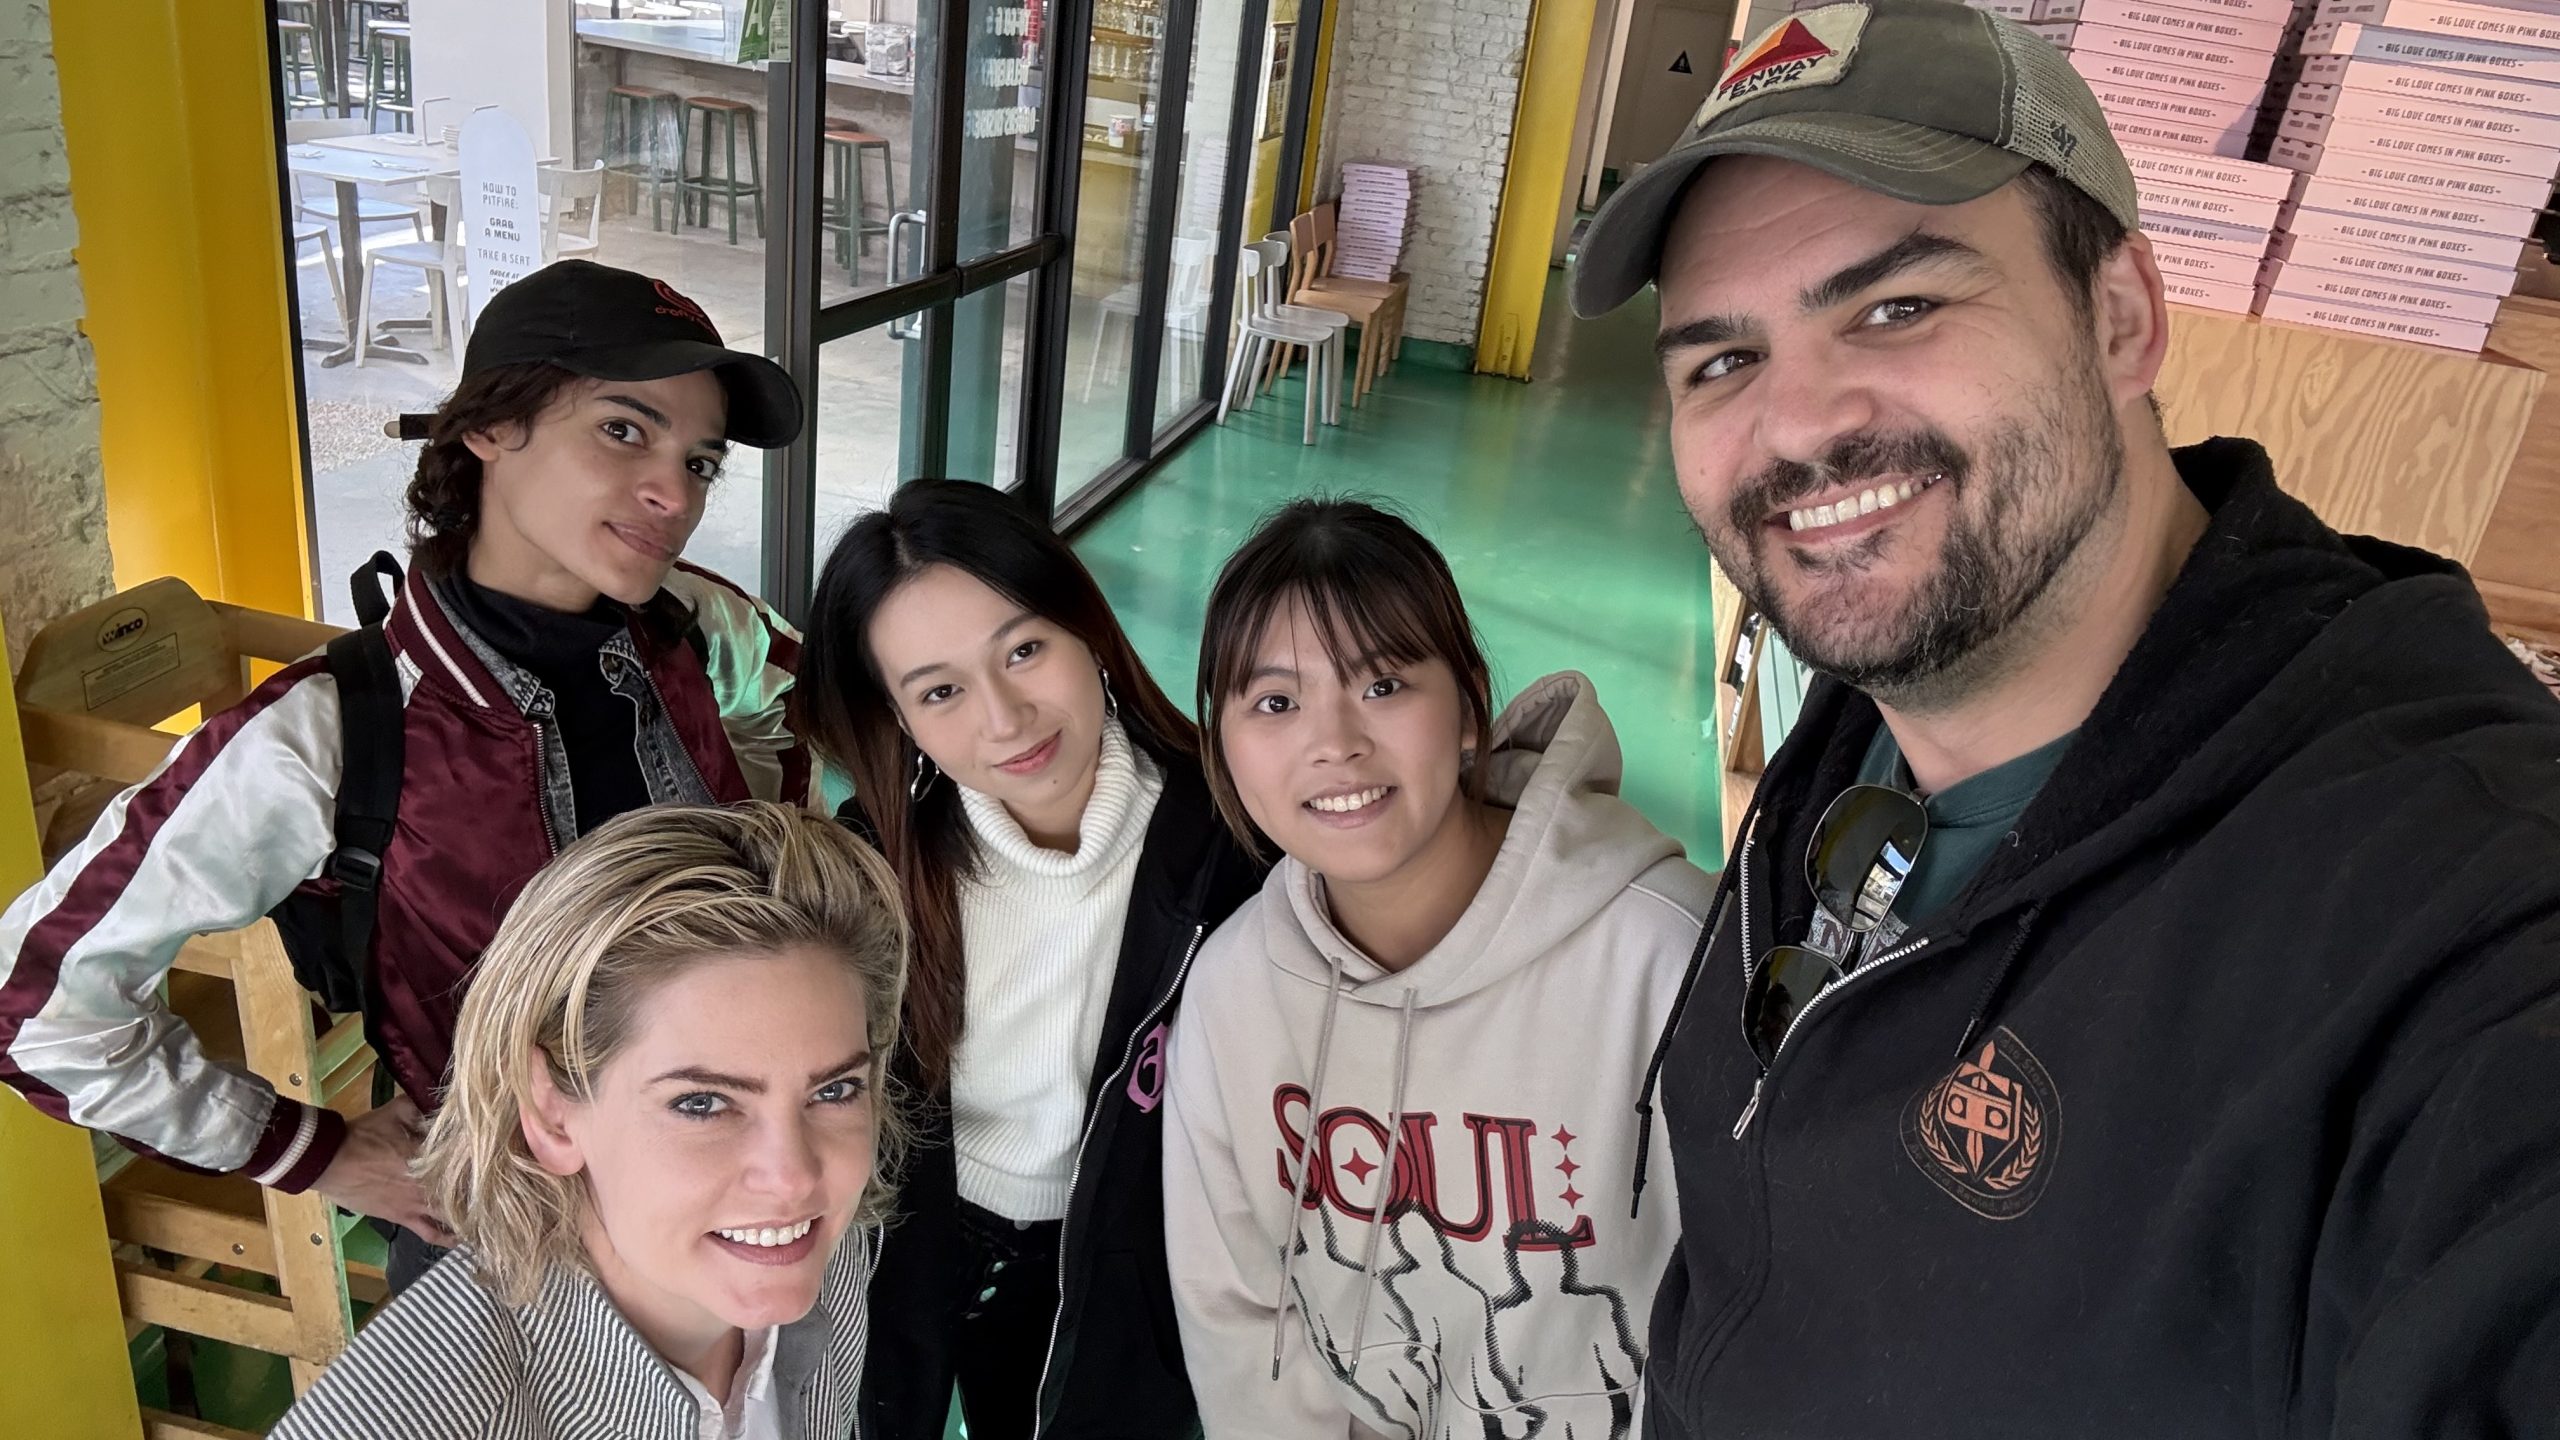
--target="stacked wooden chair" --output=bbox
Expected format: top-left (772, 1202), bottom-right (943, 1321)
top-left (15, 579), bottom-right (385, 1437)
top-left (1284, 201), bottom-right (1409, 407)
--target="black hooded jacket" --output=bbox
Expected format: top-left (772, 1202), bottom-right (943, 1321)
top-left (856, 758), bottom-right (1265, 1439)
top-left (1644, 439), bottom-right (2560, 1438)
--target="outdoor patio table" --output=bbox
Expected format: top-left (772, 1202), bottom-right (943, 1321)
top-left (290, 134), bottom-right (558, 366)
top-left (285, 143), bottom-right (439, 366)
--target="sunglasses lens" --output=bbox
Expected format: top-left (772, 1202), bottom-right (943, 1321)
top-left (1809, 785), bottom-right (1930, 934)
top-left (1749, 945), bottom-right (1844, 1061)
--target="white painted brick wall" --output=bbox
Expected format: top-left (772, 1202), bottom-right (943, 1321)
top-left (1315, 0), bottom-right (1532, 345)
top-left (0, 0), bottom-right (111, 666)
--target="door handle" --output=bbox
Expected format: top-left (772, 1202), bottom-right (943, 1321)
top-left (888, 210), bottom-right (929, 340)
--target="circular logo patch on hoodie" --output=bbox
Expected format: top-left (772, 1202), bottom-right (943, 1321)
top-left (1900, 1027), bottom-right (2060, 1220)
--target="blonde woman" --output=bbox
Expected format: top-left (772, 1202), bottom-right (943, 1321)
top-left (272, 801), bottom-right (908, 1440)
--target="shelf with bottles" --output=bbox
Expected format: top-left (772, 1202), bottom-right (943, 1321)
top-left (1094, 0), bottom-right (1164, 38)
top-left (1087, 36), bottom-right (1159, 84)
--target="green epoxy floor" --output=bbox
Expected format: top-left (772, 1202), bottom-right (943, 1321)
top-left (1075, 273), bottom-right (1727, 870)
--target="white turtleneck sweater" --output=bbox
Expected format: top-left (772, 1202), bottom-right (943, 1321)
top-left (951, 719), bottom-right (1166, 1222)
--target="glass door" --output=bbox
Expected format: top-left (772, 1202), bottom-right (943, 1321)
top-left (764, 0), bottom-right (1068, 612)
top-left (271, 0), bottom-right (1310, 623)
top-left (1043, 0), bottom-right (1279, 522)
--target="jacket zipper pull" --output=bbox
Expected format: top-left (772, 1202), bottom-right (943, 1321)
top-left (1731, 1075), bottom-right (1765, 1140)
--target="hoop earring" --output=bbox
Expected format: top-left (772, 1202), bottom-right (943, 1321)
top-left (908, 747), bottom-right (940, 803)
top-left (1099, 666), bottom-right (1121, 722)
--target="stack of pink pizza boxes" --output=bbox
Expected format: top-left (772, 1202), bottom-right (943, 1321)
top-left (2246, 0), bottom-right (2559, 352)
top-left (1979, 0), bottom-right (2304, 314)
top-left (1960, 0), bottom-right (2087, 50)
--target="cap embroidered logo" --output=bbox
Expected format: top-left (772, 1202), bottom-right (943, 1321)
top-left (1695, 5), bottom-right (1871, 129)
top-left (651, 279), bottom-right (719, 338)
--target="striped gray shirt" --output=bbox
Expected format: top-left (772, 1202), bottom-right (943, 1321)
top-left (271, 1232), bottom-right (872, 1440)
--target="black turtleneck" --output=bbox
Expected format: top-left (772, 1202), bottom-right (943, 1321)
top-left (439, 575), bottom-right (653, 835)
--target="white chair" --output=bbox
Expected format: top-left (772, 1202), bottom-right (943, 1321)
top-left (1082, 233), bottom-right (1213, 402)
top-left (285, 117), bottom-right (428, 239)
top-left (291, 221), bottom-right (350, 336)
top-left (1219, 240), bottom-right (1341, 445)
top-left (1254, 228), bottom-right (1351, 409)
top-left (538, 162), bottom-right (606, 261)
top-left (356, 174), bottom-right (468, 365)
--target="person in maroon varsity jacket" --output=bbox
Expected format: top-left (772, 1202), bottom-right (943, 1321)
top-left (0, 262), bottom-right (808, 1274)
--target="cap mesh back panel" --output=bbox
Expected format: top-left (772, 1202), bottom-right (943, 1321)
top-left (1991, 20), bottom-right (2141, 228)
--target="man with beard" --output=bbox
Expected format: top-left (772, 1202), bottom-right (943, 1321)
top-left (1570, 1), bottom-right (2560, 1435)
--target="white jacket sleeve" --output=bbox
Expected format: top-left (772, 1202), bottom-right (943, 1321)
top-left (1163, 998), bottom-right (1349, 1439)
top-left (0, 659), bottom-right (347, 1185)
top-left (670, 561), bottom-right (810, 806)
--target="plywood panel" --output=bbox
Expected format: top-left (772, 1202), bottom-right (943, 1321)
top-left (2479, 581), bottom-right (2560, 645)
top-left (142, 1408), bottom-right (262, 1440)
top-left (2155, 305), bottom-right (2545, 564)
top-left (115, 1262), bottom-right (298, 1356)
top-left (2473, 297), bottom-right (2560, 609)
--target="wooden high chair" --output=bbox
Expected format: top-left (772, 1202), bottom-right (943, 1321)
top-left (14, 578), bottom-right (387, 1436)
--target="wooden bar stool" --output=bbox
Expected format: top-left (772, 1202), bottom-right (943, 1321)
top-left (679, 96), bottom-right (764, 245)
top-left (821, 127), bottom-right (894, 281)
top-left (14, 579), bottom-right (388, 1433)
top-left (607, 85), bottom-right (684, 232)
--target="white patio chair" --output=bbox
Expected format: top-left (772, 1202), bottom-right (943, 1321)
top-left (291, 221), bottom-right (350, 336)
top-left (356, 174), bottom-right (468, 365)
top-left (1083, 233), bottom-right (1214, 402)
top-left (1219, 240), bottom-right (1341, 445)
top-left (538, 162), bottom-right (606, 261)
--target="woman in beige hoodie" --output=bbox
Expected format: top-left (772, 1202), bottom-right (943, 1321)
top-left (1165, 499), bottom-right (1716, 1439)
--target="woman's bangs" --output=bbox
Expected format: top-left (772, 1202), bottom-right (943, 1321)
top-left (1211, 567), bottom-right (1449, 703)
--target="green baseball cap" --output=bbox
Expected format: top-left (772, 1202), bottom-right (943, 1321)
top-left (1569, 0), bottom-right (2140, 318)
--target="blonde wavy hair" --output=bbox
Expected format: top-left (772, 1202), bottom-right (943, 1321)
top-left (417, 801), bottom-right (910, 1304)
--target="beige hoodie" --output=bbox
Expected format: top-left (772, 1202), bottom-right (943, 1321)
top-left (1165, 672), bottom-right (1713, 1439)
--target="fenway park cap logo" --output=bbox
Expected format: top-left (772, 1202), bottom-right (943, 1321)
top-left (1695, 4), bottom-right (1870, 129)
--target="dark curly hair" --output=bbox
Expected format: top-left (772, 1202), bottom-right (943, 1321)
top-left (403, 362), bottom-right (591, 578)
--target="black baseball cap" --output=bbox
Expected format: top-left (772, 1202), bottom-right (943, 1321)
top-left (401, 260), bottom-right (802, 447)
top-left (1570, 0), bottom-right (2140, 318)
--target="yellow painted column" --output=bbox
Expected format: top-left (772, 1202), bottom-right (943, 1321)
top-left (1244, 0), bottom-right (1303, 239)
top-left (53, 0), bottom-right (314, 619)
top-left (1474, 0), bottom-right (1603, 378)
top-left (1296, 0), bottom-right (1340, 204)
top-left (0, 611), bottom-right (142, 1440)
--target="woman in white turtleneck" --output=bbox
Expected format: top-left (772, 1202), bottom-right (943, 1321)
top-left (797, 481), bottom-right (1265, 1440)
top-left (948, 718), bottom-right (1157, 1219)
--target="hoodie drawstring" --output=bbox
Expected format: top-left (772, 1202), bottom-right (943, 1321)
top-left (1271, 944), bottom-right (1353, 1380)
top-left (1629, 794), bottom-right (1755, 1219)
top-left (1343, 988), bottom-right (1420, 1375)
top-left (1954, 903), bottom-right (2044, 1058)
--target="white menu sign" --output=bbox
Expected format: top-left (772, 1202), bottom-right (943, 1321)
top-left (460, 108), bottom-right (545, 327)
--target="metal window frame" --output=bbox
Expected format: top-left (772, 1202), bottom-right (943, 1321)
top-left (1116, 0), bottom-right (1201, 462)
top-left (761, 0), bottom-right (828, 617)
top-left (762, 0), bottom-right (1081, 615)
top-left (1269, 0), bottom-right (1329, 228)
top-left (1052, 0), bottom-right (1271, 533)
top-left (271, 0), bottom-right (1306, 620)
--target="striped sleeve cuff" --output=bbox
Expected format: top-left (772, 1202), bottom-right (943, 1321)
top-left (243, 1094), bottom-right (349, 1193)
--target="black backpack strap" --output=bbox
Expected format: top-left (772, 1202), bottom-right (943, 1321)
top-left (351, 550), bottom-right (403, 628)
top-left (326, 553), bottom-right (408, 1034)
